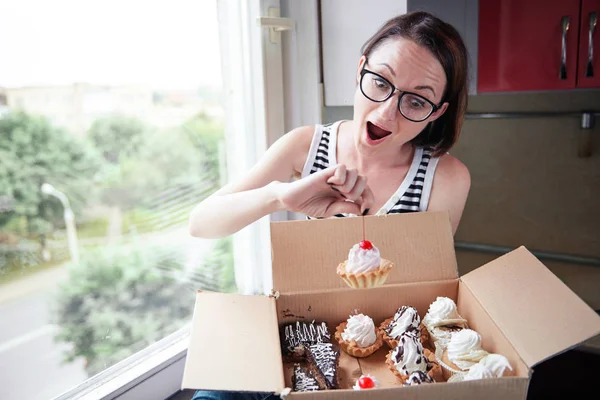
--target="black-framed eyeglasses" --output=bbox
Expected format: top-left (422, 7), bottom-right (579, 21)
top-left (359, 65), bottom-right (441, 122)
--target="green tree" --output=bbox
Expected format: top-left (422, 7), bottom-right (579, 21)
top-left (188, 237), bottom-right (236, 293)
top-left (54, 238), bottom-right (235, 376)
top-left (88, 114), bottom-right (147, 164)
top-left (181, 112), bottom-right (226, 185)
top-left (95, 113), bottom-right (225, 211)
top-left (53, 244), bottom-right (194, 375)
top-left (0, 111), bottom-right (99, 235)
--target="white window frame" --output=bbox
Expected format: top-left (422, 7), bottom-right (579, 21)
top-left (224, 0), bottom-right (282, 297)
top-left (50, 1), bottom-right (326, 399)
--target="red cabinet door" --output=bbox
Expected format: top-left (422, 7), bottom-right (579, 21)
top-left (577, 0), bottom-right (600, 87)
top-left (478, 0), bottom-right (581, 92)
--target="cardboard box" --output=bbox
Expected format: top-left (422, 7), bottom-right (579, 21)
top-left (182, 212), bottom-right (600, 399)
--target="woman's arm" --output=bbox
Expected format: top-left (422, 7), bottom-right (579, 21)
top-left (188, 125), bottom-right (374, 238)
top-left (188, 125), bottom-right (314, 238)
top-left (426, 154), bottom-right (471, 235)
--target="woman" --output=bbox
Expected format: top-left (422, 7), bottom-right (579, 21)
top-left (190, 10), bottom-right (470, 399)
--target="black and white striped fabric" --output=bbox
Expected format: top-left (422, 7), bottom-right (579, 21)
top-left (388, 149), bottom-right (431, 213)
top-left (301, 121), bottom-right (439, 218)
top-left (308, 123), bottom-right (333, 173)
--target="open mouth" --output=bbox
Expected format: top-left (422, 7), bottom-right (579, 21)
top-left (366, 121), bottom-right (392, 142)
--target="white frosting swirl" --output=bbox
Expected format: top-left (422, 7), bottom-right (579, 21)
top-left (391, 331), bottom-right (427, 375)
top-left (479, 354), bottom-right (512, 377)
top-left (345, 243), bottom-right (381, 273)
top-left (387, 306), bottom-right (420, 339)
top-left (422, 297), bottom-right (466, 328)
top-left (341, 314), bottom-right (377, 348)
top-left (455, 354), bottom-right (512, 381)
top-left (447, 329), bottom-right (489, 370)
top-left (462, 362), bottom-right (495, 381)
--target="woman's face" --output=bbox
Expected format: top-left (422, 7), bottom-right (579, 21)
top-left (352, 37), bottom-right (448, 151)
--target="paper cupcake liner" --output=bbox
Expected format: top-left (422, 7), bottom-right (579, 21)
top-left (334, 321), bottom-right (383, 358)
top-left (337, 259), bottom-right (393, 289)
top-left (379, 318), bottom-right (429, 349)
top-left (447, 373), bottom-right (465, 383)
top-left (434, 342), bottom-right (466, 381)
top-left (426, 323), bottom-right (467, 349)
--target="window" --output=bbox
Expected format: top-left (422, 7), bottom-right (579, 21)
top-left (0, 1), bottom-right (279, 399)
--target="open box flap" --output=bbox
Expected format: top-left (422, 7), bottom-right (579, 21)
top-left (461, 246), bottom-right (600, 368)
top-left (182, 291), bottom-right (285, 393)
top-left (271, 211), bottom-right (458, 293)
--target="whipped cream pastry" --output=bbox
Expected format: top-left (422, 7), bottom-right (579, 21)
top-left (447, 329), bottom-right (489, 370)
top-left (387, 305), bottom-right (421, 339)
top-left (341, 314), bottom-right (377, 348)
top-left (345, 241), bottom-right (381, 273)
top-left (391, 331), bottom-right (428, 375)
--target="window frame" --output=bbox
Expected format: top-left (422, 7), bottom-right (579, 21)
top-left (50, 1), bottom-right (324, 398)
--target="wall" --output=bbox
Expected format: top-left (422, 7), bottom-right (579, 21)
top-left (323, 90), bottom-right (600, 310)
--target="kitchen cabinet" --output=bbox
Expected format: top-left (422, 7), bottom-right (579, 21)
top-left (479, 0), bottom-right (599, 92)
top-left (578, 0), bottom-right (600, 88)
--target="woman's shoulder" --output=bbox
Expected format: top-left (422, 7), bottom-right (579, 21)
top-left (277, 122), bottom-right (339, 153)
top-left (269, 124), bottom-right (317, 176)
top-left (274, 122), bottom-right (343, 174)
top-left (285, 124), bottom-right (317, 143)
top-left (432, 151), bottom-right (471, 189)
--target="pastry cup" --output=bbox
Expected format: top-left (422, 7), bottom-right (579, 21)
top-left (337, 259), bottom-right (393, 289)
top-left (385, 349), bottom-right (409, 384)
top-left (385, 348), bottom-right (441, 384)
top-left (424, 348), bottom-right (444, 382)
top-left (334, 321), bottom-right (383, 358)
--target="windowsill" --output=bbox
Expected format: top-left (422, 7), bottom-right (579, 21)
top-left (53, 324), bottom-right (191, 400)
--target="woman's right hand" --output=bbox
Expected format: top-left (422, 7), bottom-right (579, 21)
top-left (275, 164), bottom-right (375, 217)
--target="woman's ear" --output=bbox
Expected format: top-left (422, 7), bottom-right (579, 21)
top-left (429, 102), bottom-right (449, 122)
top-left (356, 56), bottom-right (367, 83)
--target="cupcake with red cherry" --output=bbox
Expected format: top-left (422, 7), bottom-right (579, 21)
top-left (337, 239), bottom-right (393, 289)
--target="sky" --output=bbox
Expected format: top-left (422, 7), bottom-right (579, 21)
top-left (0, 0), bottom-right (222, 89)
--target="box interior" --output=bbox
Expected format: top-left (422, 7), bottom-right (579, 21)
top-left (277, 279), bottom-right (530, 391)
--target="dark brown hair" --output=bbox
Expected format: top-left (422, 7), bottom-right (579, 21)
top-left (361, 11), bottom-right (469, 156)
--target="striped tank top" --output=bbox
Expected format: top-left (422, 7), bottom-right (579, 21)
top-left (301, 120), bottom-right (440, 217)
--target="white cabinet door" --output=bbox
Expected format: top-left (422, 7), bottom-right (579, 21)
top-left (406, 0), bottom-right (478, 95)
top-left (320, 0), bottom-right (407, 106)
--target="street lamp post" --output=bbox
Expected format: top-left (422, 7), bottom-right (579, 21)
top-left (41, 183), bottom-right (80, 264)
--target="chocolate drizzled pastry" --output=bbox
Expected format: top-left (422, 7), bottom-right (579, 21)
top-left (280, 321), bottom-right (331, 361)
top-left (292, 364), bottom-right (321, 392)
top-left (405, 370), bottom-right (435, 385)
top-left (305, 342), bottom-right (340, 389)
top-left (392, 331), bottom-right (432, 375)
top-left (385, 305), bottom-right (420, 338)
